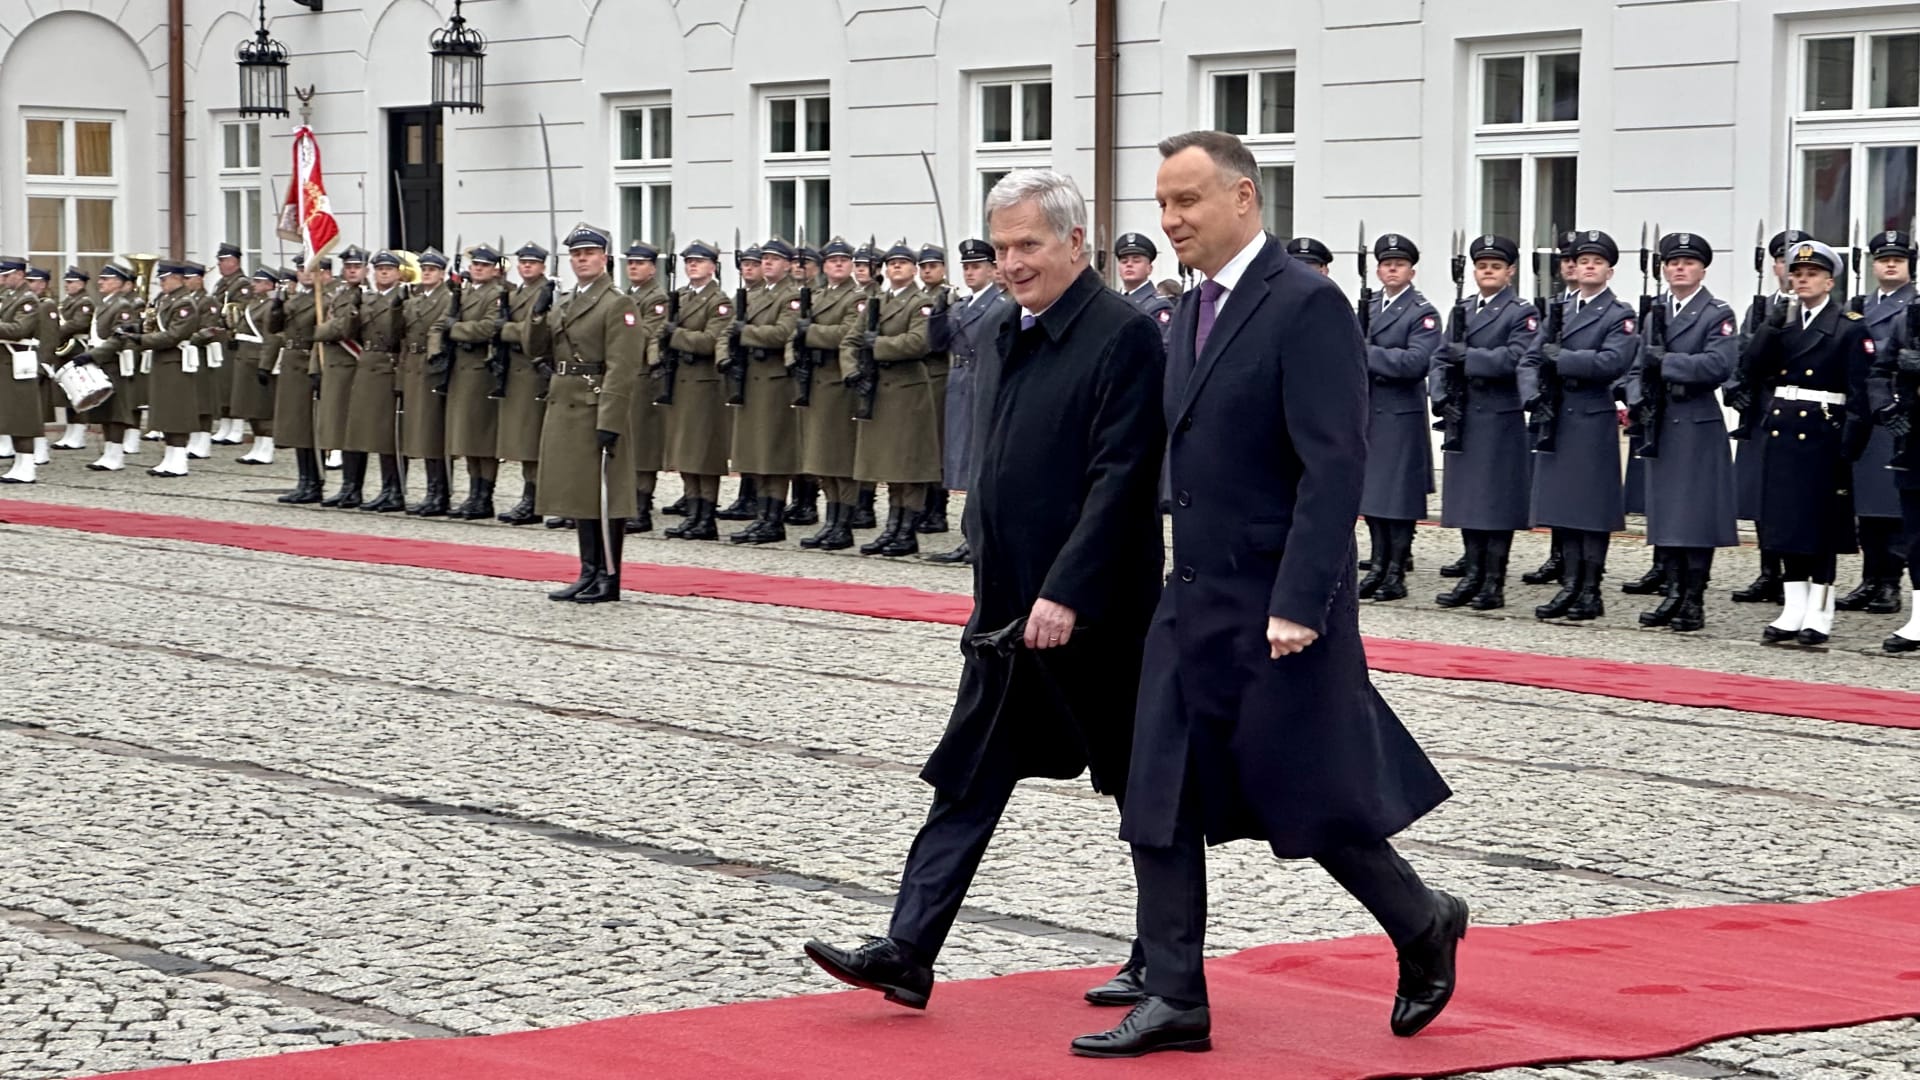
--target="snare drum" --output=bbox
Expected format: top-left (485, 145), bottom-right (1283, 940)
top-left (54, 361), bottom-right (115, 412)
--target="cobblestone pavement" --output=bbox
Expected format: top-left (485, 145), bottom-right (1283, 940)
top-left (0, 455), bottom-right (1916, 1078)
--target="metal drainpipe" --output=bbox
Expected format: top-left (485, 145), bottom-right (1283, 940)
top-left (1093, 0), bottom-right (1116, 285)
top-left (168, 0), bottom-right (186, 258)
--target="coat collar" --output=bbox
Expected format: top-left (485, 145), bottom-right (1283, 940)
top-left (1370, 287), bottom-right (1417, 336)
top-left (1789, 299), bottom-right (1839, 354)
top-left (1026, 267), bottom-right (1107, 345)
top-left (557, 274), bottom-right (611, 332)
top-left (1469, 286), bottom-right (1516, 326)
top-left (1563, 287), bottom-right (1616, 336)
top-left (1175, 233), bottom-right (1282, 424)
top-left (1865, 282), bottom-right (1915, 324)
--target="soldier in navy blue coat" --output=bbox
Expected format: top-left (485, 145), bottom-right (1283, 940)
top-left (925, 239), bottom-right (1016, 565)
top-left (1356, 233), bottom-right (1440, 602)
top-left (1115, 232), bottom-right (1175, 337)
top-left (1868, 289), bottom-right (1920, 651)
top-left (1519, 230), bottom-right (1640, 621)
top-left (1519, 229), bottom-right (1588, 587)
top-left (1836, 229), bottom-right (1915, 616)
top-left (1073, 132), bottom-right (1461, 1060)
top-left (1745, 240), bottom-right (1875, 646)
top-left (1433, 235), bottom-right (1535, 611)
top-left (1731, 229), bottom-right (1810, 605)
top-left (1622, 232), bottom-right (1739, 631)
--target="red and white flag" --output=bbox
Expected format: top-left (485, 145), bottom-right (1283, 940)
top-left (276, 126), bottom-right (341, 262)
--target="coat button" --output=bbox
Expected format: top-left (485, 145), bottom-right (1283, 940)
top-left (1771, 430), bottom-right (1780, 437)
top-left (1798, 432), bottom-right (1806, 440)
top-left (1176, 491), bottom-right (1192, 507)
top-left (1773, 408), bottom-right (1781, 416)
top-left (1805, 369), bottom-right (1815, 376)
top-left (1179, 566), bottom-right (1196, 583)
top-left (1799, 409), bottom-right (1808, 418)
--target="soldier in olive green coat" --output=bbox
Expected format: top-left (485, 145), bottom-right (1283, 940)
top-left (312, 262), bottom-right (368, 507)
top-left (531, 223), bottom-right (640, 604)
top-left (229, 268), bottom-right (280, 464)
top-left (402, 250), bottom-right (455, 516)
top-left (659, 241), bottom-right (731, 540)
top-left (624, 241), bottom-right (670, 532)
top-left (273, 259), bottom-right (324, 503)
top-left (794, 237), bottom-right (864, 549)
top-left (48, 267), bottom-right (96, 450)
top-left (842, 240), bottom-right (942, 556)
top-left (445, 245), bottom-right (508, 518)
top-left (80, 265), bottom-right (145, 470)
top-left (114, 263), bottom-right (204, 478)
top-left (346, 251), bottom-right (409, 512)
top-left (0, 257), bottom-right (56, 483)
top-left (496, 242), bottom-right (552, 524)
top-left (720, 237), bottom-right (805, 543)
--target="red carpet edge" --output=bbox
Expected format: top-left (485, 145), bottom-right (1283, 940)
top-left (4, 496), bottom-right (1914, 730)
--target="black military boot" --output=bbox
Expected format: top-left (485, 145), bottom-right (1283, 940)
top-left (1471, 531), bottom-right (1512, 611)
top-left (462, 477), bottom-right (496, 520)
top-left (1670, 574), bottom-right (1708, 633)
top-left (323, 452), bottom-right (367, 508)
top-left (362, 455), bottom-right (406, 512)
top-left (1621, 555), bottom-right (1667, 595)
top-left (786, 478), bottom-right (820, 526)
top-left (753, 496), bottom-right (786, 543)
top-left (1435, 535), bottom-right (1484, 608)
top-left (851, 486), bottom-right (877, 529)
top-left (861, 505), bottom-right (905, 555)
top-left (413, 459), bottom-right (451, 517)
top-left (916, 488), bottom-right (950, 534)
top-left (1638, 564), bottom-right (1684, 627)
top-left (1439, 553), bottom-right (1468, 578)
top-left (1373, 523), bottom-right (1412, 602)
top-left (448, 473), bottom-right (482, 519)
top-left (1522, 538), bottom-right (1565, 585)
top-left (1357, 521), bottom-right (1388, 599)
top-left (1732, 552), bottom-right (1784, 603)
top-left (717, 477), bottom-right (759, 521)
top-left (625, 491), bottom-right (653, 535)
top-left (545, 515), bottom-right (572, 528)
top-left (1865, 579), bottom-right (1903, 615)
top-left (880, 508), bottom-right (921, 557)
top-left (800, 501), bottom-right (839, 549)
top-left (728, 498), bottom-right (771, 544)
top-left (684, 498), bottom-right (719, 541)
top-left (277, 448), bottom-right (324, 504)
top-left (497, 480), bottom-right (539, 525)
top-left (550, 522), bottom-right (601, 601)
top-left (817, 504), bottom-right (857, 551)
top-left (1566, 559), bottom-right (1606, 621)
top-left (663, 498), bottom-right (703, 540)
top-left (575, 528), bottom-right (623, 604)
top-left (660, 492), bottom-right (689, 517)
top-left (1535, 558), bottom-right (1581, 620)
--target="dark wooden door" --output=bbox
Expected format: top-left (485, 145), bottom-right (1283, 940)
top-left (388, 108), bottom-right (443, 253)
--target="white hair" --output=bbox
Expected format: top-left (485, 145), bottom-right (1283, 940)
top-left (984, 169), bottom-right (1088, 241)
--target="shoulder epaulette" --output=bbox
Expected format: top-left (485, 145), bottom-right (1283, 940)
top-left (1845, 310), bottom-right (1864, 320)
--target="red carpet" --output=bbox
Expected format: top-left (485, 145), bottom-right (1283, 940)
top-left (5, 497), bottom-right (1916, 730)
top-left (115, 887), bottom-right (1920, 1079)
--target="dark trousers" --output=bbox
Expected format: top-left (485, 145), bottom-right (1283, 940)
top-left (1902, 490), bottom-right (1920, 588)
top-left (1782, 553), bottom-right (1837, 584)
top-left (1858, 516), bottom-right (1908, 580)
top-left (1133, 789), bottom-right (1436, 1008)
top-left (1655, 545), bottom-right (1714, 575)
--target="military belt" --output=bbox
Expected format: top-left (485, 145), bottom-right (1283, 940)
top-left (1468, 376), bottom-right (1514, 390)
top-left (555, 360), bottom-right (605, 377)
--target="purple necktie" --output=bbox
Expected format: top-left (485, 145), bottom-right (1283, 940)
top-left (1020, 313), bottom-right (1036, 332)
top-left (1193, 280), bottom-right (1226, 362)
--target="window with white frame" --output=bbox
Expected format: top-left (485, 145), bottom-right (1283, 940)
top-left (763, 88), bottom-right (830, 244)
top-left (214, 117), bottom-right (264, 268)
top-left (1469, 41), bottom-right (1580, 295)
top-left (1201, 57), bottom-right (1296, 238)
top-left (1792, 20), bottom-right (1920, 251)
top-left (973, 71), bottom-right (1053, 234)
top-left (611, 96), bottom-right (674, 249)
top-left (24, 112), bottom-right (122, 279)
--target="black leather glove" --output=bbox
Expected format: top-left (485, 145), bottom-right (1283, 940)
top-left (72, 350), bottom-right (97, 367)
top-left (1766, 298), bottom-right (1790, 329)
top-left (861, 329), bottom-right (880, 353)
top-left (596, 428), bottom-right (619, 451)
top-left (795, 317), bottom-right (813, 339)
top-left (1523, 394), bottom-right (1546, 413)
top-left (1878, 404), bottom-right (1913, 438)
top-left (1645, 345), bottom-right (1667, 363)
top-left (256, 366), bottom-right (271, 387)
top-left (729, 319), bottom-right (748, 340)
top-left (1539, 342), bottom-right (1563, 363)
top-left (1899, 347), bottom-right (1920, 375)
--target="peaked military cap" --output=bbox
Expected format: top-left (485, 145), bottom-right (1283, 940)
top-left (1658, 232), bottom-right (1713, 266)
top-left (24, 266), bottom-right (51, 281)
top-left (291, 254), bottom-right (306, 270)
top-left (251, 266), bottom-right (278, 282)
top-left (183, 261), bottom-right (209, 277)
top-left (799, 246), bottom-right (822, 265)
top-left (310, 256), bottom-right (334, 272)
top-left (513, 241), bottom-right (550, 262)
top-left (1557, 230), bottom-right (1581, 260)
top-left (1373, 233), bottom-right (1419, 263)
top-left (369, 250), bottom-right (402, 269)
top-left (0, 256), bottom-right (28, 273)
top-left (156, 262), bottom-right (185, 278)
top-left (276, 267), bottom-right (298, 282)
top-left (216, 242), bottom-right (243, 259)
top-left (1114, 232), bottom-right (1157, 260)
top-left (681, 240), bottom-right (720, 261)
top-left (883, 239), bottom-right (917, 263)
top-left (1285, 237), bottom-right (1333, 265)
top-left (563, 223), bottom-right (612, 251)
top-left (821, 236), bottom-right (856, 259)
top-left (917, 244), bottom-right (946, 265)
top-left (418, 248), bottom-right (449, 269)
top-left (99, 264), bottom-right (136, 283)
top-left (624, 241), bottom-right (659, 262)
top-left (63, 265), bottom-right (89, 282)
top-left (959, 238), bottom-right (994, 264)
top-left (1569, 229), bottom-right (1620, 265)
top-left (737, 243), bottom-right (763, 265)
top-left (1468, 234), bottom-right (1520, 265)
top-left (1787, 239), bottom-right (1841, 274)
top-left (761, 238), bottom-right (796, 261)
top-left (853, 242), bottom-right (877, 265)
top-left (1768, 229), bottom-right (1812, 259)
top-left (1868, 230), bottom-right (1916, 260)
top-left (464, 245), bottom-right (500, 266)
top-left (338, 245), bottom-right (368, 265)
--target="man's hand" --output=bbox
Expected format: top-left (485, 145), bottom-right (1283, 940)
top-left (1539, 342), bottom-right (1563, 363)
top-left (596, 428), bottom-right (619, 451)
top-left (1267, 616), bottom-right (1319, 659)
top-left (1899, 347), bottom-right (1920, 375)
top-left (1024, 598), bottom-right (1077, 650)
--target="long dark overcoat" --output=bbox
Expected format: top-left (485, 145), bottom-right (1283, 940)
top-left (1853, 284), bottom-right (1914, 518)
top-left (942, 283), bottom-right (1014, 490)
top-left (1360, 288), bottom-right (1439, 520)
top-left (1625, 290), bottom-right (1739, 549)
top-left (921, 268), bottom-right (1165, 801)
top-left (1436, 287), bottom-right (1535, 530)
top-left (1519, 289), bottom-right (1638, 533)
top-left (1748, 302), bottom-right (1874, 556)
top-left (1119, 236), bottom-right (1450, 857)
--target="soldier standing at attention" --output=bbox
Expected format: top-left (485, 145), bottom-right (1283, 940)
top-left (313, 258), bottom-right (367, 507)
top-left (917, 244), bottom-right (956, 535)
top-left (1433, 236), bottom-right (1534, 612)
top-left (402, 249), bottom-right (454, 516)
top-left (786, 243), bottom-right (825, 527)
top-left (1835, 230), bottom-right (1915, 616)
top-left (926, 238), bottom-right (1015, 565)
top-left (721, 238), bottom-right (804, 544)
top-left (1519, 230), bottom-right (1639, 621)
top-left (123, 263), bottom-right (204, 479)
top-left (1284, 236), bottom-right (1335, 276)
top-left (0, 257), bottom-right (56, 483)
top-left (179, 263), bottom-right (225, 463)
top-left (719, 244), bottom-right (765, 523)
top-left (623, 241), bottom-right (669, 533)
top-left (1115, 232), bottom-right (1174, 332)
top-left (273, 257), bottom-right (324, 503)
top-left (208, 242), bottom-right (251, 445)
top-left (846, 240), bottom-right (943, 557)
top-left (496, 242), bottom-right (552, 525)
top-left (81, 265), bottom-right (145, 472)
top-left (659, 240), bottom-right (730, 540)
top-left (531, 224), bottom-right (640, 604)
top-left (347, 251), bottom-right (409, 512)
top-left (794, 237), bottom-right (865, 550)
top-left (230, 266), bottom-right (281, 466)
top-left (445, 245), bottom-right (507, 519)
top-left (1623, 232), bottom-right (1739, 632)
top-left (1731, 230), bottom-right (1808, 605)
top-left (47, 266), bottom-right (95, 451)
top-left (1357, 234), bottom-right (1441, 603)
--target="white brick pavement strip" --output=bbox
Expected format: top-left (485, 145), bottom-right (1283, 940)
top-left (0, 475), bottom-right (1917, 1077)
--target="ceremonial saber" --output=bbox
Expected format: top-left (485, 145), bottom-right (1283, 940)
top-left (393, 168), bottom-right (410, 495)
top-left (598, 445), bottom-right (615, 584)
top-left (918, 151), bottom-right (952, 268)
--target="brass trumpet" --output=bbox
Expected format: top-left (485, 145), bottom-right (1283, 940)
top-left (121, 252), bottom-right (160, 332)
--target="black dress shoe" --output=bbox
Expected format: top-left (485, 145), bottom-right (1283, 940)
top-left (923, 541), bottom-right (973, 565)
top-left (1731, 569), bottom-right (1783, 604)
top-left (1795, 627), bottom-right (1830, 647)
top-left (546, 516), bottom-right (575, 529)
top-left (1835, 579), bottom-right (1876, 612)
top-left (1866, 580), bottom-right (1903, 616)
top-left (1070, 997), bottom-right (1211, 1058)
top-left (1391, 891), bottom-right (1468, 1037)
top-left (1885, 633), bottom-right (1920, 653)
top-left (1083, 962), bottom-right (1146, 1007)
top-left (1621, 565), bottom-right (1665, 595)
top-left (802, 937), bottom-right (932, 1010)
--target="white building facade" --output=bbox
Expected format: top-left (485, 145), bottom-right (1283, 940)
top-left (0, 0), bottom-right (1915, 303)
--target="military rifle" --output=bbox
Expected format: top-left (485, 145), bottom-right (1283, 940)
top-left (1434, 228), bottom-right (1468, 453)
top-left (1635, 298), bottom-right (1671, 459)
top-left (851, 235), bottom-right (880, 422)
top-left (1528, 221), bottom-right (1566, 453)
top-left (790, 224), bottom-right (816, 407)
top-left (1355, 220), bottom-right (1373, 338)
top-left (653, 233), bottom-right (681, 406)
top-left (1891, 300), bottom-right (1920, 468)
top-left (1743, 219), bottom-right (1769, 337)
top-left (720, 228), bottom-right (748, 406)
top-left (486, 285), bottom-right (512, 399)
top-left (429, 242), bottom-right (462, 396)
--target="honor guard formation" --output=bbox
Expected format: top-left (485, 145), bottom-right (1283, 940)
top-left (2, 221), bottom-right (1916, 649)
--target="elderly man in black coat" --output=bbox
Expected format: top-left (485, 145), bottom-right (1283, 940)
top-left (1071, 131), bottom-right (1464, 1060)
top-left (804, 168), bottom-right (1167, 1011)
